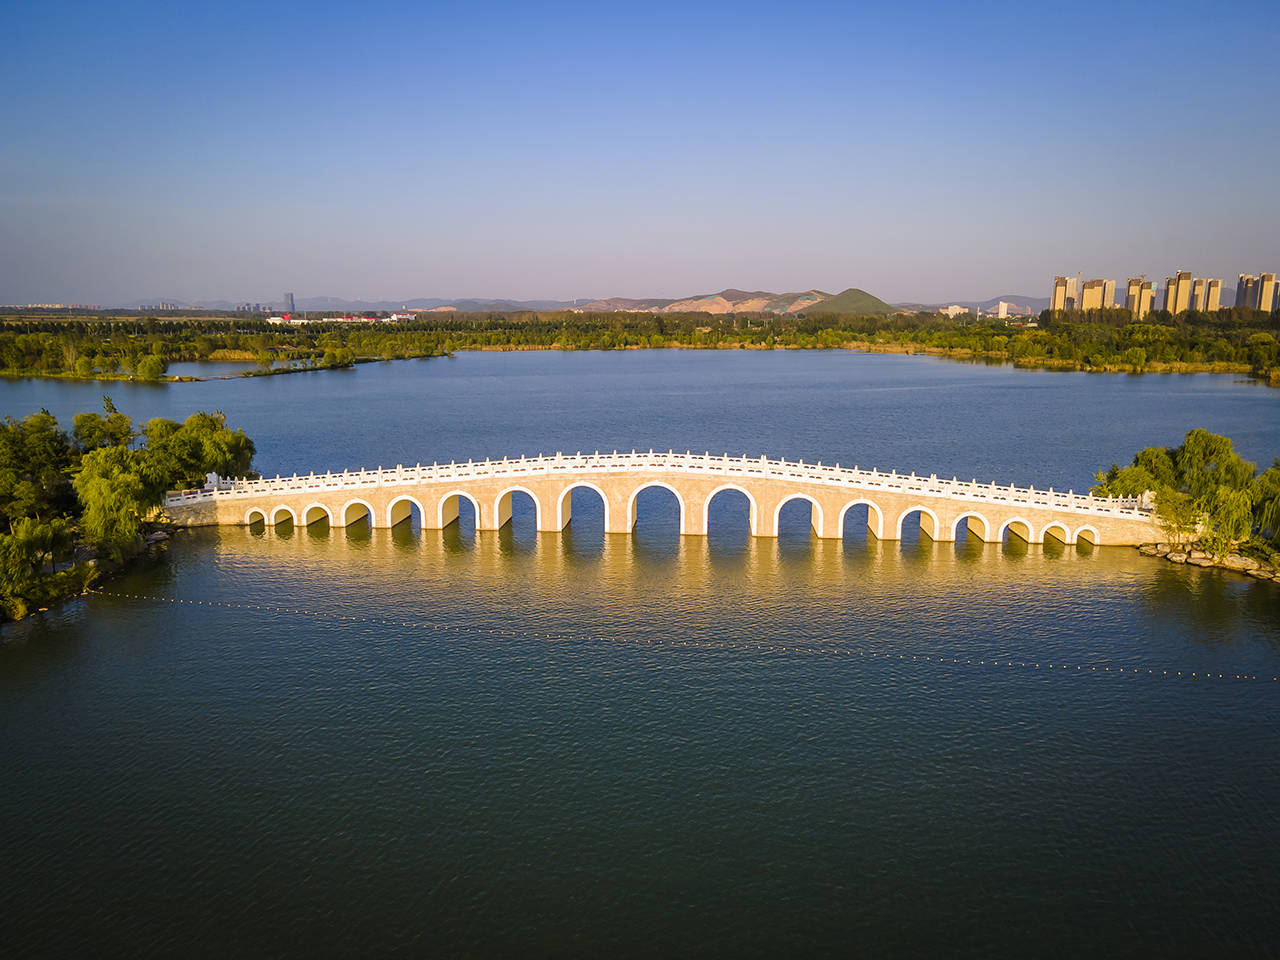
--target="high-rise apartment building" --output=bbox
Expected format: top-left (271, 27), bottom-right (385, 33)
top-left (1190, 278), bottom-right (1206, 311)
top-left (1237, 274), bottom-right (1258, 308)
top-left (1125, 278), bottom-right (1154, 319)
top-left (1205, 279), bottom-right (1221, 311)
top-left (1050, 276), bottom-right (1078, 312)
top-left (1257, 273), bottom-right (1277, 312)
top-left (1162, 271), bottom-right (1191, 314)
top-left (283, 292), bottom-right (295, 313)
top-left (1079, 279), bottom-right (1114, 311)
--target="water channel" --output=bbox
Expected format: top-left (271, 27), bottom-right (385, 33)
top-left (3, 351), bottom-right (1278, 956)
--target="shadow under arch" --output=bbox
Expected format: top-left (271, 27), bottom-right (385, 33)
top-left (340, 498), bottom-right (375, 532)
top-left (896, 505), bottom-right (940, 544)
top-left (494, 485), bottom-right (542, 533)
top-left (952, 511), bottom-right (992, 543)
top-left (436, 490), bottom-right (479, 532)
top-left (387, 495), bottom-right (426, 531)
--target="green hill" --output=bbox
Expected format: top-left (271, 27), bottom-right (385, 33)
top-left (806, 288), bottom-right (894, 315)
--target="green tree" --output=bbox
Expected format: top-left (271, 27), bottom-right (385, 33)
top-left (72, 397), bottom-right (135, 450)
top-left (135, 354), bottom-right (166, 380)
top-left (72, 446), bottom-right (147, 560)
top-left (0, 411), bottom-right (75, 526)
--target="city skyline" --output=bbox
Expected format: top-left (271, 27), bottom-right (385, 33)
top-left (2, 0), bottom-right (1277, 305)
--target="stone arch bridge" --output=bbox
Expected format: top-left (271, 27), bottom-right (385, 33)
top-left (164, 450), bottom-right (1160, 546)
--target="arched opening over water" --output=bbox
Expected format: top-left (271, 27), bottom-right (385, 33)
top-left (245, 508), bottom-right (267, 534)
top-left (558, 484), bottom-right (606, 554)
top-left (896, 505), bottom-right (939, 548)
top-left (629, 482), bottom-right (684, 535)
top-left (775, 494), bottom-right (818, 552)
top-left (1042, 522), bottom-right (1071, 545)
top-left (302, 503), bottom-right (332, 534)
top-left (999, 518), bottom-right (1033, 544)
top-left (437, 491), bottom-right (478, 545)
top-left (838, 500), bottom-right (883, 548)
top-left (705, 486), bottom-right (756, 553)
top-left (1075, 525), bottom-right (1099, 553)
top-left (270, 506), bottom-right (296, 533)
top-left (495, 487), bottom-right (539, 550)
top-left (341, 499), bottom-right (374, 533)
top-left (387, 495), bottom-right (425, 532)
top-left (952, 512), bottom-right (990, 543)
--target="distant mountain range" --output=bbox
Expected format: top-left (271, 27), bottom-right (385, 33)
top-left (127, 287), bottom-right (1174, 317)
top-left (122, 287), bottom-right (900, 316)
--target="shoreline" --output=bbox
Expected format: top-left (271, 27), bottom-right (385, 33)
top-left (1, 344), bottom-right (1272, 386)
top-left (1136, 541), bottom-right (1280, 580)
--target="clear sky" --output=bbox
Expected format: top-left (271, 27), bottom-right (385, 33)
top-left (2, 0), bottom-right (1277, 306)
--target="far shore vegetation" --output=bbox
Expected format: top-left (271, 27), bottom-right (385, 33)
top-left (0, 399), bottom-right (255, 622)
top-left (0, 305), bottom-right (1277, 384)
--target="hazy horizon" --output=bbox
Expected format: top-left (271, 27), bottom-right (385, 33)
top-left (3, 0), bottom-right (1277, 306)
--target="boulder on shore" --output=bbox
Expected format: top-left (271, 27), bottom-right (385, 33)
top-left (1166, 552), bottom-right (1188, 563)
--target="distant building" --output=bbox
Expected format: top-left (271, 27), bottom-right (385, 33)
top-left (1189, 278), bottom-right (1208, 312)
top-left (1125, 279), bottom-right (1154, 319)
top-left (1162, 271), bottom-right (1191, 314)
top-left (1050, 276), bottom-right (1077, 312)
top-left (1237, 274), bottom-right (1257, 307)
top-left (1262, 274), bottom-right (1278, 312)
top-left (1205, 279), bottom-right (1222, 312)
top-left (939, 304), bottom-right (969, 319)
top-left (996, 301), bottom-right (1011, 319)
top-left (1079, 279), bottom-right (1114, 311)
top-left (283, 292), bottom-right (295, 313)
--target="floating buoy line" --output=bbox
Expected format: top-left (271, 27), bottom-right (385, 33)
top-left (90, 590), bottom-right (1276, 683)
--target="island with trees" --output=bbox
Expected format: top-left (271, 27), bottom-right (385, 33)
top-left (1093, 429), bottom-right (1280, 578)
top-left (0, 399), bottom-right (254, 621)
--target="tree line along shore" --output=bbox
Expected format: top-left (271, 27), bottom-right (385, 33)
top-left (0, 307), bottom-right (1277, 384)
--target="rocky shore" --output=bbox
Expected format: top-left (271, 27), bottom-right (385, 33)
top-left (1138, 542), bottom-right (1280, 581)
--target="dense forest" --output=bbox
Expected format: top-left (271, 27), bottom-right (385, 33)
top-left (0, 306), bottom-right (1277, 382)
top-left (0, 399), bottom-right (254, 620)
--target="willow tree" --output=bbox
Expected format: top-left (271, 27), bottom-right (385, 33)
top-left (1093, 429), bottom-right (1276, 555)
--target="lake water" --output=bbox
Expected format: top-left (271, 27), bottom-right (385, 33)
top-left (3, 351), bottom-right (1279, 957)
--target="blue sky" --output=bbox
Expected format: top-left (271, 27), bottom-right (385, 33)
top-left (2, 0), bottom-right (1277, 305)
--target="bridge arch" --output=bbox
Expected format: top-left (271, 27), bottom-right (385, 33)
top-left (628, 481), bottom-right (686, 534)
top-left (244, 507), bottom-right (267, 526)
top-left (895, 504), bottom-right (940, 540)
top-left (1041, 521), bottom-right (1072, 544)
top-left (302, 502), bottom-right (332, 527)
top-left (387, 494), bottom-right (426, 528)
top-left (703, 483), bottom-right (758, 536)
top-left (494, 485), bottom-right (542, 531)
top-left (837, 499), bottom-right (884, 539)
top-left (436, 490), bottom-right (479, 529)
top-left (773, 493), bottom-right (822, 538)
top-left (953, 511), bottom-right (992, 542)
top-left (1075, 525), bottom-right (1100, 546)
top-left (558, 481), bottom-right (610, 532)
top-left (340, 498), bottom-right (375, 528)
top-left (270, 505), bottom-right (297, 527)
top-left (998, 517), bottom-right (1035, 543)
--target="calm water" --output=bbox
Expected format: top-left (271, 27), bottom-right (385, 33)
top-left (3, 351), bottom-right (1279, 958)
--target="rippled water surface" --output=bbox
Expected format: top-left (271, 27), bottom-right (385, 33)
top-left (3, 352), bottom-right (1279, 957)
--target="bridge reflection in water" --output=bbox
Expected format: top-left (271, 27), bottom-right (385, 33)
top-left (223, 491), bottom-right (1116, 635)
